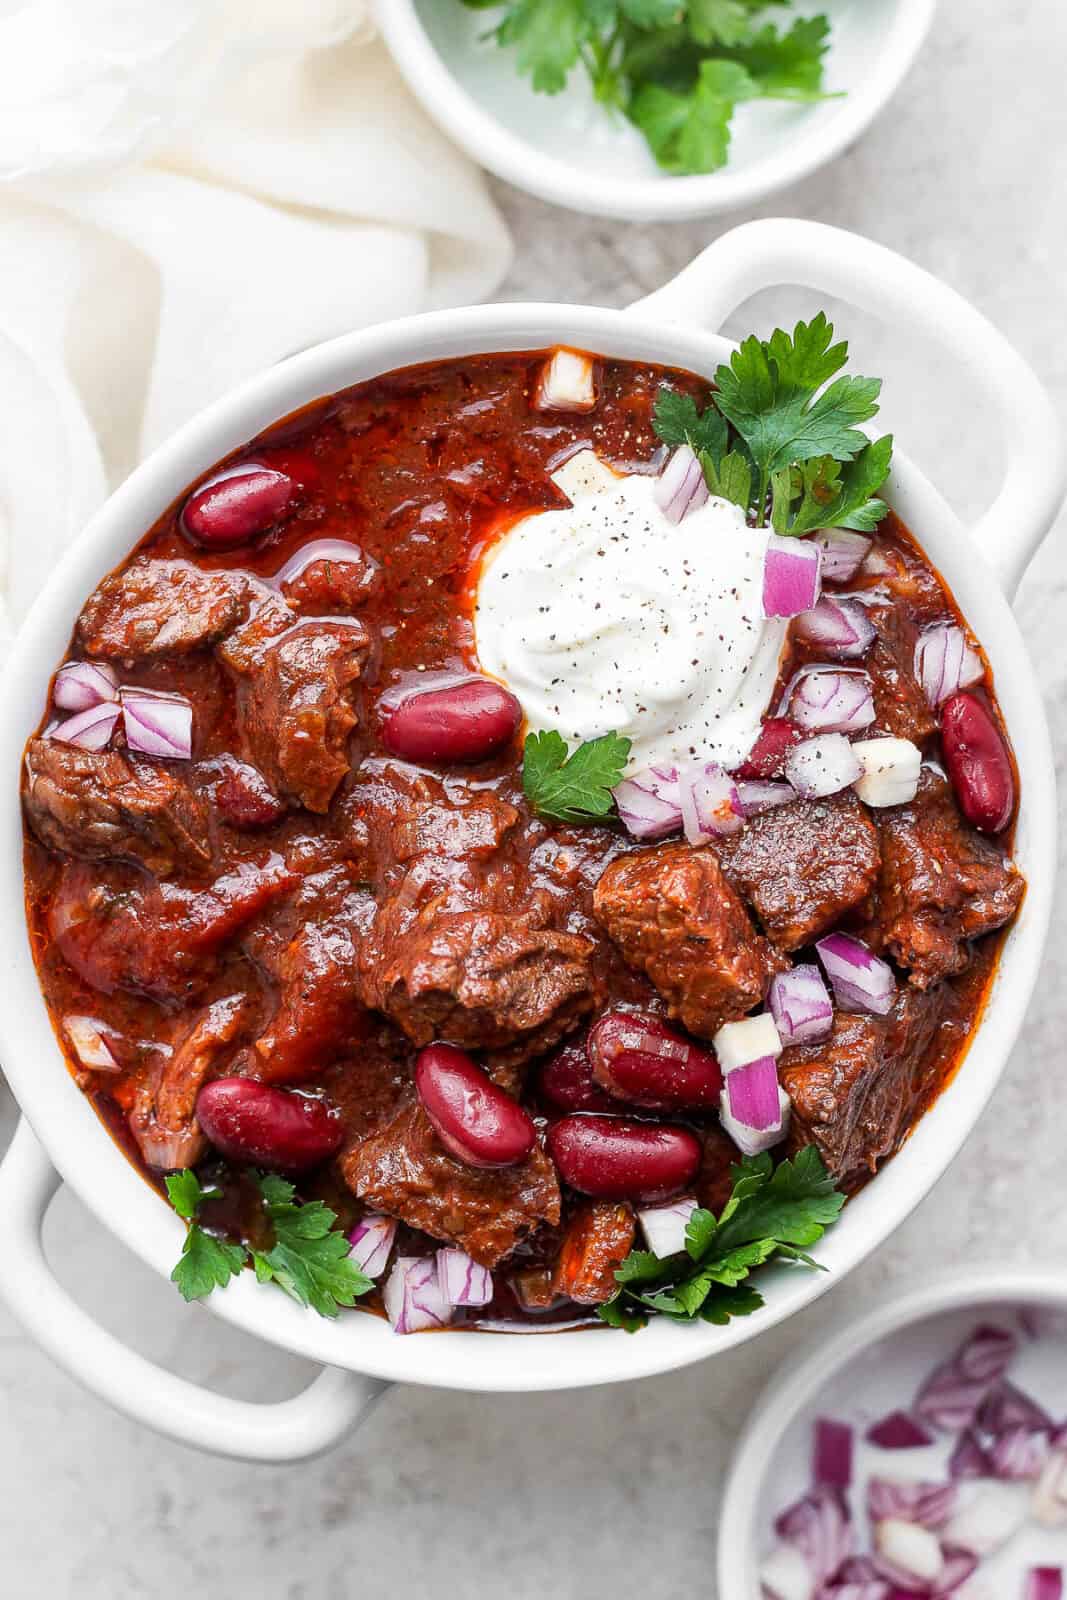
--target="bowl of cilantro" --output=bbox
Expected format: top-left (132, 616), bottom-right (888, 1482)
top-left (374, 0), bottom-right (936, 220)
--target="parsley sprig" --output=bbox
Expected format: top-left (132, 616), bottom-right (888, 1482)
top-left (457, 1), bottom-right (838, 175)
top-left (652, 313), bottom-right (893, 532)
top-left (522, 729), bottom-right (631, 823)
top-left (599, 1148), bottom-right (845, 1331)
top-left (166, 1170), bottom-right (373, 1318)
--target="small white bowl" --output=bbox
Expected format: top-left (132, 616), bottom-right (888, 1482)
top-left (375, 0), bottom-right (936, 221)
top-left (718, 1266), bottom-right (1067, 1597)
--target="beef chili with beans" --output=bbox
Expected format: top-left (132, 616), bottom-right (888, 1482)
top-left (20, 318), bottom-right (1025, 1334)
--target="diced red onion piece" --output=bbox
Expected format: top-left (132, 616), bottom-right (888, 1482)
top-left (655, 443), bottom-right (710, 524)
top-left (978, 1380), bottom-right (1053, 1436)
top-left (794, 597), bottom-right (876, 660)
top-left (941, 1479), bottom-right (1029, 1557)
top-left (873, 1519), bottom-right (944, 1585)
top-left (53, 659), bottom-right (120, 712)
top-left (764, 534), bottom-right (822, 619)
top-left (613, 773), bottom-right (683, 840)
top-left (638, 1196), bottom-right (697, 1258)
top-left (810, 529), bottom-right (872, 582)
top-left (759, 1541), bottom-right (817, 1600)
top-left (852, 738), bottom-right (922, 807)
top-left (775, 1486), bottom-right (853, 1591)
top-left (273, 537), bottom-right (376, 588)
top-left (816, 933), bottom-right (896, 1016)
top-left (867, 1478), bottom-right (957, 1529)
top-left (383, 1255), bottom-right (452, 1334)
top-left (785, 733), bottom-right (862, 799)
top-left (120, 687), bottom-right (193, 760)
top-left (866, 1411), bottom-right (935, 1451)
top-left (714, 1013), bottom-right (783, 1072)
top-left (915, 624), bottom-right (984, 709)
top-left (436, 1248), bottom-right (493, 1307)
top-left (821, 1555), bottom-right (891, 1599)
top-left (727, 1056), bottom-right (783, 1131)
top-left (347, 1214), bottom-right (397, 1278)
top-left (815, 1418), bottom-right (854, 1489)
top-left (1025, 1571), bottom-right (1064, 1600)
top-left (721, 1076), bottom-right (789, 1156)
top-left (737, 780), bottom-right (796, 816)
top-left (915, 1357), bottom-right (990, 1434)
top-left (678, 761), bottom-right (743, 843)
top-left (948, 1429), bottom-right (993, 1480)
top-left (989, 1424), bottom-right (1051, 1481)
top-left (62, 1014), bottom-right (122, 1072)
top-left (933, 1546), bottom-right (979, 1593)
top-left (534, 350), bottom-right (596, 413)
top-left (954, 1323), bottom-right (1018, 1383)
top-left (769, 966), bottom-right (834, 1046)
top-left (49, 701), bottom-right (121, 751)
top-left (1033, 1450), bottom-right (1067, 1527)
top-left (789, 666), bottom-right (876, 735)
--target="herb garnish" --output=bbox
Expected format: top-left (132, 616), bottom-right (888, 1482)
top-left (599, 1148), bottom-right (845, 1331)
top-left (652, 313), bottom-right (893, 531)
top-left (457, 1), bottom-right (838, 175)
top-left (522, 728), bottom-right (631, 823)
top-left (166, 1169), bottom-right (373, 1318)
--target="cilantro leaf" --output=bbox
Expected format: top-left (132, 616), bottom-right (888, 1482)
top-left (598, 1297), bottom-right (650, 1332)
top-left (700, 1284), bottom-right (765, 1324)
top-left (630, 57), bottom-right (757, 173)
top-left (770, 435), bottom-right (893, 536)
top-left (712, 1147), bottom-right (846, 1254)
top-left (493, 0), bottom-right (591, 93)
top-left (619, 0), bottom-right (682, 24)
top-left (164, 1168), bottom-right (218, 1221)
top-left (652, 386), bottom-right (728, 462)
top-left (688, 0), bottom-right (765, 47)
top-left (255, 1178), bottom-right (373, 1319)
top-left (724, 15), bottom-right (831, 97)
top-left (171, 1225), bottom-right (247, 1303)
top-left (522, 729), bottom-right (631, 824)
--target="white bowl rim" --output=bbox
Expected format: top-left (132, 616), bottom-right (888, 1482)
top-left (374, 0), bottom-right (937, 221)
top-left (0, 294), bottom-right (1054, 1395)
top-left (717, 1263), bottom-right (1067, 1595)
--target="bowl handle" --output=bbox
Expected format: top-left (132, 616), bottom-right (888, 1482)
top-left (632, 219), bottom-right (1066, 598)
top-left (0, 1119), bottom-right (390, 1461)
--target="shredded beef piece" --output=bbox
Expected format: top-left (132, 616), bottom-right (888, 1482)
top-left (868, 767), bottom-right (1024, 986)
top-left (78, 558), bottom-right (257, 658)
top-left (865, 599), bottom-right (938, 743)
top-left (593, 843), bottom-right (786, 1039)
top-left (716, 791), bottom-right (881, 950)
top-left (342, 1102), bottom-right (560, 1267)
top-left (280, 549), bottom-right (381, 613)
top-left (130, 992), bottom-right (252, 1170)
top-left (24, 739), bottom-right (212, 876)
top-left (780, 986), bottom-right (946, 1182)
top-left (552, 1201), bottom-right (635, 1305)
top-left (236, 619), bottom-right (372, 812)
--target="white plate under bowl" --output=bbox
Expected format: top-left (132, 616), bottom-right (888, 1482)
top-left (718, 1267), bottom-right (1067, 1597)
top-left (375, 0), bottom-right (936, 220)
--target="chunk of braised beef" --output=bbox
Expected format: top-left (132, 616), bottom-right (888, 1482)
top-left (716, 791), bottom-right (881, 951)
top-left (51, 855), bottom-right (296, 1002)
top-left (695, 1125), bottom-right (738, 1217)
top-left (552, 1201), bottom-right (635, 1305)
top-left (341, 1102), bottom-right (561, 1267)
top-left (593, 843), bottom-right (786, 1040)
top-left (24, 739), bottom-right (212, 877)
top-left (236, 619), bottom-right (372, 813)
top-left (868, 767), bottom-right (1024, 986)
top-left (130, 992), bottom-right (253, 1171)
top-left (280, 549), bottom-right (381, 613)
top-left (77, 558), bottom-right (254, 658)
top-left (206, 757), bottom-right (288, 830)
top-left (780, 987), bottom-right (946, 1183)
top-left (357, 906), bottom-right (595, 1061)
top-left (864, 599), bottom-right (938, 743)
top-left (342, 758), bottom-right (519, 868)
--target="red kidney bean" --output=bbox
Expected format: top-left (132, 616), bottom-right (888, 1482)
top-left (212, 761), bottom-right (287, 829)
top-left (537, 1036), bottom-right (615, 1113)
top-left (588, 1010), bottom-right (723, 1110)
top-left (547, 1115), bottom-right (701, 1203)
top-left (940, 690), bottom-right (1015, 834)
top-left (415, 1043), bottom-right (535, 1168)
top-left (735, 717), bottom-right (801, 779)
top-left (381, 677), bottom-right (522, 765)
top-left (181, 462), bottom-right (298, 549)
top-left (196, 1079), bottom-right (343, 1171)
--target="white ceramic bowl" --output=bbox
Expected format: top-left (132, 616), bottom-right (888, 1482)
top-left (375, 0), bottom-right (936, 220)
top-left (0, 220), bottom-right (1062, 1461)
top-left (718, 1265), bottom-right (1067, 1596)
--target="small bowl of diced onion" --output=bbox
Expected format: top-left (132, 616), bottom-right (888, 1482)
top-left (718, 1267), bottom-right (1067, 1599)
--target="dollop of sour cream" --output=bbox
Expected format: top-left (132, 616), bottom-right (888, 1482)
top-left (474, 472), bottom-right (787, 774)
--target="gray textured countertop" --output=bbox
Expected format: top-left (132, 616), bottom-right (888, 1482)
top-left (2, 2), bottom-right (1065, 1594)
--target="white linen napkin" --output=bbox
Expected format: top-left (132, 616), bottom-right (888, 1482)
top-left (0, 0), bottom-right (512, 638)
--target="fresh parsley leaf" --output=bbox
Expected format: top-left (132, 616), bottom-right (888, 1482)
top-left (619, 0), bottom-right (682, 25)
top-left (164, 1168), bottom-right (218, 1221)
top-left (171, 1226), bottom-right (247, 1303)
top-left (493, 0), bottom-right (591, 93)
top-left (522, 729), bottom-right (631, 824)
top-left (598, 1296), bottom-right (650, 1332)
top-left (630, 57), bottom-right (756, 172)
top-left (770, 435), bottom-right (893, 536)
top-left (724, 15), bottom-right (831, 97)
top-left (254, 1177), bottom-right (373, 1319)
top-left (652, 386), bottom-right (728, 462)
top-left (599, 1147), bottom-right (845, 1330)
top-left (687, 0), bottom-right (765, 47)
